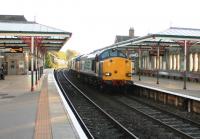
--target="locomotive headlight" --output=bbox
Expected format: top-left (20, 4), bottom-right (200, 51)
top-left (105, 72), bottom-right (112, 76)
top-left (126, 73), bottom-right (132, 77)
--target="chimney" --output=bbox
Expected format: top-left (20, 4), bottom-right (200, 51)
top-left (129, 27), bottom-right (134, 38)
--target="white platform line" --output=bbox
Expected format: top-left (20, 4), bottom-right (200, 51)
top-left (53, 73), bottom-right (87, 139)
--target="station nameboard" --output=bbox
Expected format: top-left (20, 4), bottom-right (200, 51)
top-left (6, 47), bottom-right (23, 53)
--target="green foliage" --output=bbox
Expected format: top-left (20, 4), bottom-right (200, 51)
top-left (66, 49), bottom-right (79, 60)
top-left (57, 51), bottom-right (67, 60)
top-left (44, 49), bottom-right (79, 69)
top-left (45, 52), bottom-right (53, 68)
top-left (51, 51), bottom-right (67, 60)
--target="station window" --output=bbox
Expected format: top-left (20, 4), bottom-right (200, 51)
top-left (173, 54), bottom-right (176, 70)
top-left (169, 55), bottom-right (172, 70)
top-left (177, 54), bottom-right (180, 71)
top-left (189, 53), bottom-right (193, 71)
top-left (194, 53), bottom-right (198, 71)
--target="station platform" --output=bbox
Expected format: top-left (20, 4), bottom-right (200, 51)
top-left (0, 69), bottom-right (83, 139)
top-left (132, 75), bottom-right (200, 101)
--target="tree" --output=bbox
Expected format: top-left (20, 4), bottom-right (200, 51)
top-left (45, 52), bottom-right (53, 68)
top-left (66, 49), bottom-right (79, 60)
top-left (44, 49), bottom-right (79, 69)
top-left (57, 51), bottom-right (67, 60)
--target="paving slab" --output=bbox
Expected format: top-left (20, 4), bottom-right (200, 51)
top-left (0, 69), bottom-right (84, 139)
top-left (133, 75), bottom-right (200, 101)
top-left (47, 69), bottom-right (81, 139)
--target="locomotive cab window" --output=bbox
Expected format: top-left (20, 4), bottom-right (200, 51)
top-left (100, 49), bottom-right (126, 59)
top-left (109, 50), bottom-right (117, 57)
top-left (118, 51), bottom-right (126, 58)
top-left (101, 51), bottom-right (109, 59)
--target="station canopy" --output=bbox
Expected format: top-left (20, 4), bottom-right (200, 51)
top-left (107, 27), bottom-right (200, 51)
top-left (0, 15), bottom-right (72, 52)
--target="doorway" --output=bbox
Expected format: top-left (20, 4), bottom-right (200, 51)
top-left (9, 60), bottom-right (17, 75)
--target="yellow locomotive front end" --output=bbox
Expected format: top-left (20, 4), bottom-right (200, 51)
top-left (102, 57), bottom-right (133, 86)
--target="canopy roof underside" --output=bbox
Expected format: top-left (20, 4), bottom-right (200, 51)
top-left (0, 19), bottom-right (72, 51)
top-left (106, 27), bottom-right (200, 50)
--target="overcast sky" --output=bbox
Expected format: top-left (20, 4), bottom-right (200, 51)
top-left (1, 0), bottom-right (200, 54)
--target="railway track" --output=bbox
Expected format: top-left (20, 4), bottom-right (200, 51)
top-left (115, 96), bottom-right (200, 139)
top-left (55, 69), bottom-right (138, 139)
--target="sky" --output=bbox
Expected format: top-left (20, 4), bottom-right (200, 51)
top-left (1, 0), bottom-right (200, 54)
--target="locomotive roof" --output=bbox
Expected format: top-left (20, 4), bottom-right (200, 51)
top-left (79, 48), bottom-right (111, 60)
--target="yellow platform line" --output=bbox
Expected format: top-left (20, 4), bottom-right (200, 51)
top-left (34, 76), bottom-right (52, 139)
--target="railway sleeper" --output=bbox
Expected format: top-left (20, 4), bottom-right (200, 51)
top-left (179, 128), bottom-right (200, 133)
top-left (159, 118), bottom-right (177, 122)
top-left (187, 133), bottom-right (200, 137)
top-left (162, 120), bottom-right (184, 125)
top-left (170, 124), bottom-right (191, 128)
top-left (145, 112), bottom-right (161, 115)
top-left (153, 115), bottom-right (170, 119)
top-left (135, 106), bottom-right (150, 110)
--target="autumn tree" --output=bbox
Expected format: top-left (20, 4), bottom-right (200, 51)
top-left (45, 52), bottom-right (53, 68)
top-left (66, 49), bottom-right (79, 60)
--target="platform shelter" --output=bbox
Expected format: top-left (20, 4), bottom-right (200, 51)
top-left (106, 27), bottom-right (200, 90)
top-left (0, 15), bottom-right (71, 91)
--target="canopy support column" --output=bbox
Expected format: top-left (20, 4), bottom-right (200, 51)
top-left (38, 52), bottom-right (41, 80)
top-left (183, 40), bottom-right (187, 90)
top-left (35, 46), bottom-right (38, 85)
top-left (138, 46), bottom-right (141, 81)
top-left (198, 53), bottom-right (200, 72)
top-left (157, 45), bottom-right (160, 84)
top-left (31, 37), bottom-right (34, 91)
top-left (156, 39), bottom-right (161, 84)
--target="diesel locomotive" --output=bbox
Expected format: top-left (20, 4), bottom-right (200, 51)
top-left (68, 48), bottom-right (134, 87)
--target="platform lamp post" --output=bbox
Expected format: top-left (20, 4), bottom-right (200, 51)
top-left (156, 39), bottom-right (162, 84)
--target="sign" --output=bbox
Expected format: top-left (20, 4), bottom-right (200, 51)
top-left (0, 48), bottom-right (10, 52)
top-left (129, 53), bottom-right (138, 57)
top-left (7, 47), bottom-right (23, 53)
top-left (19, 61), bottom-right (24, 68)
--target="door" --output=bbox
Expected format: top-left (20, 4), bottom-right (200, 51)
top-left (9, 60), bottom-right (17, 75)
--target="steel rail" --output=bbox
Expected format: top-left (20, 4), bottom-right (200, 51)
top-left (115, 97), bottom-right (200, 139)
top-left (129, 95), bottom-right (200, 129)
top-left (54, 69), bottom-right (94, 139)
top-left (61, 70), bottom-right (139, 139)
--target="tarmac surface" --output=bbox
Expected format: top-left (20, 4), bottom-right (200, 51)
top-left (0, 69), bottom-right (81, 139)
